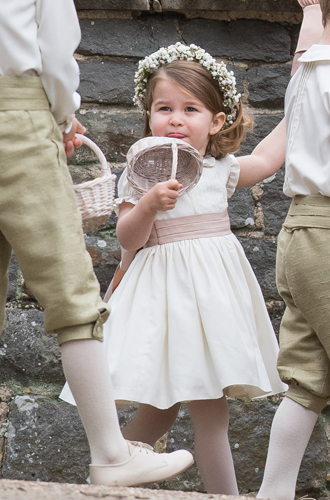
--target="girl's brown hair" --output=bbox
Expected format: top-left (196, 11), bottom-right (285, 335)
top-left (142, 60), bottom-right (252, 159)
top-left (319, 0), bottom-right (330, 26)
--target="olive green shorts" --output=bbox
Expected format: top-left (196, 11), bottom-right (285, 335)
top-left (277, 195), bottom-right (330, 413)
top-left (0, 76), bottom-right (109, 345)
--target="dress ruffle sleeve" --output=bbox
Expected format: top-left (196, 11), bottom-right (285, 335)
top-left (226, 155), bottom-right (240, 199)
top-left (114, 168), bottom-right (140, 215)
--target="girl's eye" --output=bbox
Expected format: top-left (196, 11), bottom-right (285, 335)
top-left (186, 107), bottom-right (197, 112)
top-left (159, 106), bottom-right (171, 112)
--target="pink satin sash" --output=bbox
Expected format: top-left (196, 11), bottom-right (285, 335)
top-left (144, 211), bottom-right (231, 247)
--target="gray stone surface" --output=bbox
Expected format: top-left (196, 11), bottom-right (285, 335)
top-left (228, 188), bottom-right (254, 230)
top-left (229, 400), bottom-right (329, 497)
top-left (0, 309), bottom-right (63, 385)
top-left (75, 107), bottom-right (144, 162)
top-left (0, 479), bottom-right (252, 500)
top-left (247, 65), bottom-right (291, 109)
top-left (1, 396), bottom-right (328, 497)
top-left (84, 236), bottom-right (121, 294)
top-left (2, 396), bottom-right (89, 483)
top-left (78, 61), bottom-right (136, 104)
top-left (161, 0), bottom-right (301, 12)
top-left (238, 236), bottom-right (279, 301)
top-left (78, 19), bottom-right (179, 58)
top-left (225, 64), bottom-right (247, 97)
top-left (74, 0), bottom-right (150, 10)
top-left (239, 113), bottom-right (284, 156)
top-left (259, 168), bottom-right (291, 236)
top-left (182, 20), bottom-right (290, 62)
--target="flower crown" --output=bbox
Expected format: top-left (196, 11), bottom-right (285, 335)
top-left (133, 42), bottom-right (241, 127)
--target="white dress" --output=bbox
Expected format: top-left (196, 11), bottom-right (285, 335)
top-left (60, 154), bottom-right (287, 408)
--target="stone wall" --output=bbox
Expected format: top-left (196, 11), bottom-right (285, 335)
top-left (1, 1), bottom-right (330, 498)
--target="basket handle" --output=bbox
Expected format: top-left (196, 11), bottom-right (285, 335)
top-left (75, 133), bottom-right (110, 175)
top-left (170, 141), bottom-right (178, 180)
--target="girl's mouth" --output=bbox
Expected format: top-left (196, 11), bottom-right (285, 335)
top-left (167, 133), bottom-right (186, 139)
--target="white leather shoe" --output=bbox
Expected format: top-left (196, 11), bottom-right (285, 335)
top-left (90, 440), bottom-right (194, 487)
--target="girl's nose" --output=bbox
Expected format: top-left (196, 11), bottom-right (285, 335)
top-left (169, 113), bottom-right (184, 126)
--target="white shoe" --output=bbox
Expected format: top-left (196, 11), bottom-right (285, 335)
top-left (90, 440), bottom-right (194, 487)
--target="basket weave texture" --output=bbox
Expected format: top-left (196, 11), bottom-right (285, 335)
top-left (73, 134), bottom-right (116, 233)
top-left (126, 137), bottom-right (203, 196)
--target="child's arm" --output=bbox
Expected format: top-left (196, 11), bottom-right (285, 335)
top-left (236, 118), bottom-right (286, 189)
top-left (116, 179), bottom-right (182, 251)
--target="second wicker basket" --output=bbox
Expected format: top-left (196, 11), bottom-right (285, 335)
top-left (73, 134), bottom-right (117, 233)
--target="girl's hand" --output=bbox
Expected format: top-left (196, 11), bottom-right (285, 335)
top-left (144, 179), bottom-right (183, 212)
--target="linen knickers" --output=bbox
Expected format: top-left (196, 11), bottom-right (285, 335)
top-left (0, 76), bottom-right (109, 345)
top-left (276, 195), bottom-right (330, 413)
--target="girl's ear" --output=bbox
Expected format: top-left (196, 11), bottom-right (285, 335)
top-left (210, 112), bottom-right (226, 136)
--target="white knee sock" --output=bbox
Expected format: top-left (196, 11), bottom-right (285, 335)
top-left (257, 396), bottom-right (319, 500)
top-left (61, 339), bottom-right (129, 465)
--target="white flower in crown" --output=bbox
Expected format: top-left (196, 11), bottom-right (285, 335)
top-left (133, 42), bottom-right (241, 127)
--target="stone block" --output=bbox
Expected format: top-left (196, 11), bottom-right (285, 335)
top-left (0, 309), bottom-right (64, 385)
top-left (238, 236), bottom-right (279, 301)
top-left (181, 19), bottom-right (290, 62)
top-left (74, 0), bottom-right (150, 10)
top-left (78, 60), bottom-right (136, 104)
top-left (161, 0), bottom-right (301, 12)
top-left (247, 65), bottom-right (291, 108)
top-left (75, 107), bottom-right (144, 162)
top-left (0, 479), bottom-right (257, 500)
top-left (259, 168), bottom-right (291, 236)
top-left (228, 188), bottom-right (254, 230)
top-left (238, 112), bottom-right (284, 156)
top-left (229, 400), bottom-right (329, 496)
top-left (2, 396), bottom-right (90, 483)
top-left (79, 18), bottom-right (178, 58)
top-left (2, 395), bottom-right (328, 498)
top-left (226, 63), bottom-right (247, 96)
top-left (84, 236), bottom-right (121, 293)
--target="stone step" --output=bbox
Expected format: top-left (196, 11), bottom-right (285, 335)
top-left (0, 479), bottom-right (254, 500)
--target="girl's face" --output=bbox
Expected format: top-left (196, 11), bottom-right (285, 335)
top-left (148, 77), bottom-right (225, 156)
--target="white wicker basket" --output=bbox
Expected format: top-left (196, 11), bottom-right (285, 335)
top-left (126, 136), bottom-right (203, 196)
top-left (73, 134), bottom-right (117, 233)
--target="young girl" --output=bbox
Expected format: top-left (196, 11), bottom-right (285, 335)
top-left (61, 42), bottom-right (287, 494)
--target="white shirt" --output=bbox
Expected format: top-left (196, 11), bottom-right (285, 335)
top-left (284, 44), bottom-right (330, 197)
top-left (0, 0), bottom-right (81, 131)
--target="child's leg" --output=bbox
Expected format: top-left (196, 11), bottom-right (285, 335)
top-left (186, 397), bottom-right (239, 495)
top-left (122, 402), bottom-right (181, 445)
top-left (257, 396), bottom-right (318, 500)
top-left (61, 339), bottom-right (129, 464)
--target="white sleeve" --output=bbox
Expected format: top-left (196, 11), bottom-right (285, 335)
top-left (36, 0), bottom-right (81, 131)
top-left (114, 168), bottom-right (141, 215)
top-left (226, 155), bottom-right (240, 199)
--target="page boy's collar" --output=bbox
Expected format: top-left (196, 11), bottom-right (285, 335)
top-left (298, 44), bottom-right (330, 63)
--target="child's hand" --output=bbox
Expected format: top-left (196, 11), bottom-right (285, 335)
top-left (145, 179), bottom-right (183, 212)
top-left (63, 118), bottom-right (86, 157)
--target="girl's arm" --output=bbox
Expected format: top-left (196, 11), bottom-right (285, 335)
top-left (236, 118), bottom-right (286, 189)
top-left (116, 179), bottom-right (182, 251)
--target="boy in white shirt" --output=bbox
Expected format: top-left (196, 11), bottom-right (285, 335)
top-left (0, 0), bottom-right (193, 486)
top-left (258, 1), bottom-right (330, 498)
